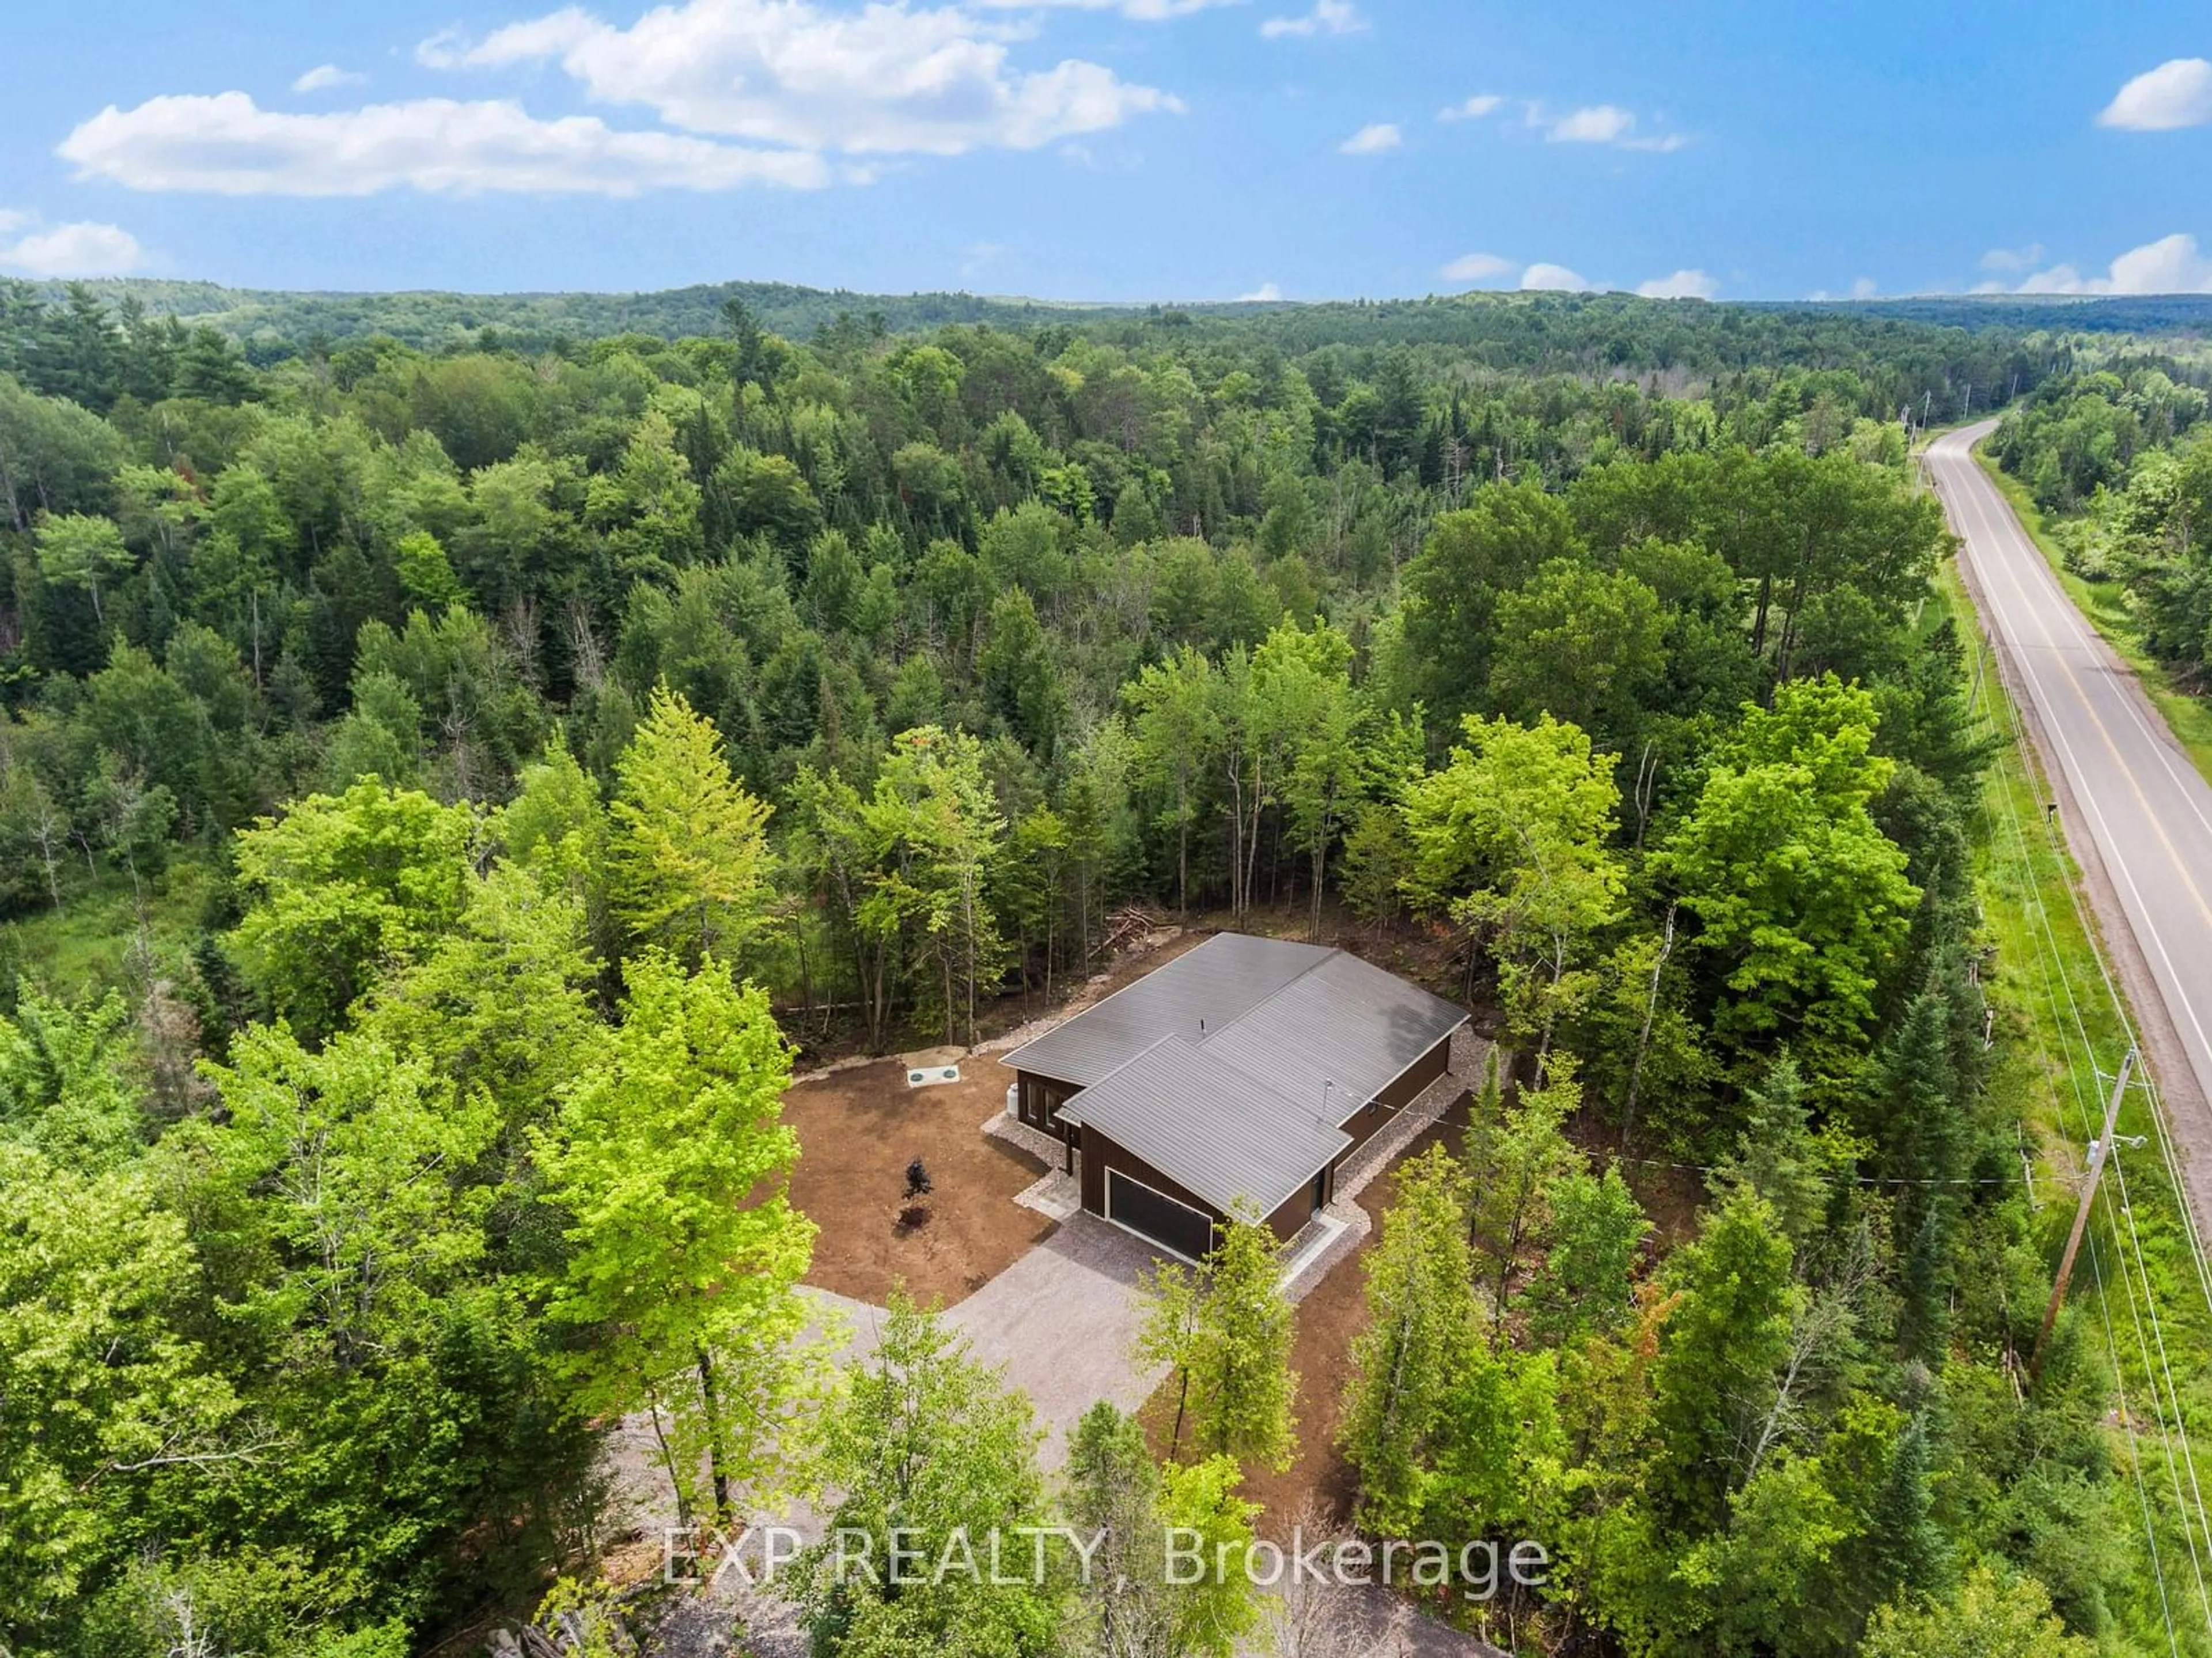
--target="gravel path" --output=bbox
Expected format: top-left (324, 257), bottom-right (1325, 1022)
top-left (944, 1210), bottom-right (1171, 1468)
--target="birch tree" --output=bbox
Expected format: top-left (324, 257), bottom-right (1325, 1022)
top-left (1124, 645), bottom-right (1220, 914)
top-left (866, 725), bottom-right (1009, 1047)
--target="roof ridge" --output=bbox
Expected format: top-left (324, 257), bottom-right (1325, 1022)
top-left (999, 930), bottom-right (1329, 1082)
top-left (1071, 1029), bottom-right (1184, 1097)
top-left (1194, 942), bottom-right (1345, 1050)
top-left (1056, 1032), bottom-right (1353, 1214)
top-left (999, 931), bottom-right (1242, 1073)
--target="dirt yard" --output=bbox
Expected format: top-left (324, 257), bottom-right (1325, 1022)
top-left (785, 1055), bottom-right (1055, 1308)
top-left (779, 927), bottom-right (1228, 1309)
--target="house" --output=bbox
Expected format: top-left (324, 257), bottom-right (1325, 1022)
top-left (1001, 932), bottom-right (1469, 1260)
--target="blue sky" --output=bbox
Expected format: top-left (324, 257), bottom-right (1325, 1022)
top-left (1, 0), bottom-right (2208, 301)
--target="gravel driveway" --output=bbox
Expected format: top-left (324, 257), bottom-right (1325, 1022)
top-left (944, 1210), bottom-right (1172, 1467)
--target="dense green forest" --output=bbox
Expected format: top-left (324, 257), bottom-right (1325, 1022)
top-left (0, 279), bottom-right (2194, 1657)
top-left (26, 277), bottom-right (2212, 367)
top-left (1991, 357), bottom-right (2212, 694)
top-left (9, 271), bottom-right (2089, 383)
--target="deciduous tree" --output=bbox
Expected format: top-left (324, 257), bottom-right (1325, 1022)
top-left (533, 953), bottom-right (813, 1526)
top-left (1402, 714), bottom-right (1624, 1057)
top-left (797, 1294), bottom-right (1060, 1655)
top-left (1339, 1145), bottom-right (1479, 1532)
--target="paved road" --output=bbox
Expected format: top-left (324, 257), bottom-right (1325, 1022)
top-left (1927, 421), bottom-right (2212, 1233)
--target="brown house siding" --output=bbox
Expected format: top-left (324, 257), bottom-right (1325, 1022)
top-left (1079, 1126), bottom-right (1234, 1252)
top-left (1300, 1029), bottom-right (1460, 1208)
top-left (1015, 1070), bottom-right (1081, 1141)
top-left (1373, 1032), bottom-right (1453, 1111)
top-left (1264, 1178), bottom-right (1327, 1241)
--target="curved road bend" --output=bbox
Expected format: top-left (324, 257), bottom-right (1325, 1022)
top-left (1926, 419), bottom-right (2212, 1236)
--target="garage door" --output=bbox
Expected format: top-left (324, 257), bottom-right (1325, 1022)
top-left (1105, 1168), bottom-right (1217, 1262)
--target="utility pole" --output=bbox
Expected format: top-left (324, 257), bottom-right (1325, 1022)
top-left (1963, 383), bottom-right (1973, 417)
top-left (2029, 1048), bottom-right (2136, 1385)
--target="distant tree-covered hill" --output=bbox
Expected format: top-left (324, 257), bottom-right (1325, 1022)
top-left (25, 274), bottom-right (2183, 397)
top-left (26, 277), bottom-right (1148, 358)
top-left (1812, 292), bottom-right (2212, 335)
top-left (39, 276), bottom-right (2212, 361)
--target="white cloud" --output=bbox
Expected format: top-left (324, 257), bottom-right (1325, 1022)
top-left (292, 63), bottom-right (367, 93)
top-left (1237, 281), bottom-right (1283, 301)
top-left (60, 93), bottom-right (832, 195)
top-left (2099, 58), bottom-right (2212, 131)
top-left (1339, 121), bottom-right (1400, 154)
top-left (2001, 232), bottom-right (2212, 294)
top-left (0, 217), bottom-right (146, 277)
top-left (1636, 267), bottom-right (1717, 299)
top-left (412, 27), bottom-right (483, 70)
top-left (1546, 103), bottom-right (1634, 143)
top-left (1535, 101), bottom-right (1688, 150)
top-left (1808, 277), bottom-right (1878, 301)
top-left (421, 0), bottom-right (1181, 156)
top-left (960, 239), bottom-right (1008, 277)
top-left (1438, 93), bottom-right (1503, 121)
top-left (1520, 262), bottom-right (1590, 292)
top-left (1979, 243), bottom-right (2043, 272)
top-left (1441, 251), bottom-right (1516, 282)
top-left (1440, 252), bottom-right (1607, 290)
top-left (968, 0), bottom-right (1240, 16)
top-left (2009, 267), bottom-right (2093, 293)
top-left (1260, 0), bottom-right (1362, 38)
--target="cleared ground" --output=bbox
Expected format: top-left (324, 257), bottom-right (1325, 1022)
top-left (785, 1056), bottom-right (1052, 1308)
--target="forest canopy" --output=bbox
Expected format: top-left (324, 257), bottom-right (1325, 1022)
top-left (0, 277), bottom-right (2201, 1658)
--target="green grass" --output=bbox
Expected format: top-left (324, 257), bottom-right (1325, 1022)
top-left (0, 855), bottom-right (219, 1001)
top-left (1974, 449), bottom-right (2212, 791)
top-left (1940, 559), bottom-right (2212, 1654)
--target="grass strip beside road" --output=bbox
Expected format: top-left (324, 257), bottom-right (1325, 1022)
top-left (1938, 557), bottom-right (2212, 1644)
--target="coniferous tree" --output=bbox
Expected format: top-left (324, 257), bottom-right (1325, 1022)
top-left (609, 684), bottom-right (774, 967)
top-left (1137, 1213), bottom-right (1297, 1472)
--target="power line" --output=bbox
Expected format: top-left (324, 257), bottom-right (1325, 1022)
top-left (1612, 1155), bottom-right (2028, 1188)
top-left (1969, 622), bottom-right (2209, 1646)
top-left (1982, 732), bottom-right (2185, 1651)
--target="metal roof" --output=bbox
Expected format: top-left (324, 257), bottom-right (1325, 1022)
top-left (1000, 933), bottom-right (1333, 1087)
top-left (1200, 950), bottom-right (1468, 1116)
top-left (1009, 932), bottom-right (1471, 1216)
top-left (1058, 1035), bottom-right (1352, 1217)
